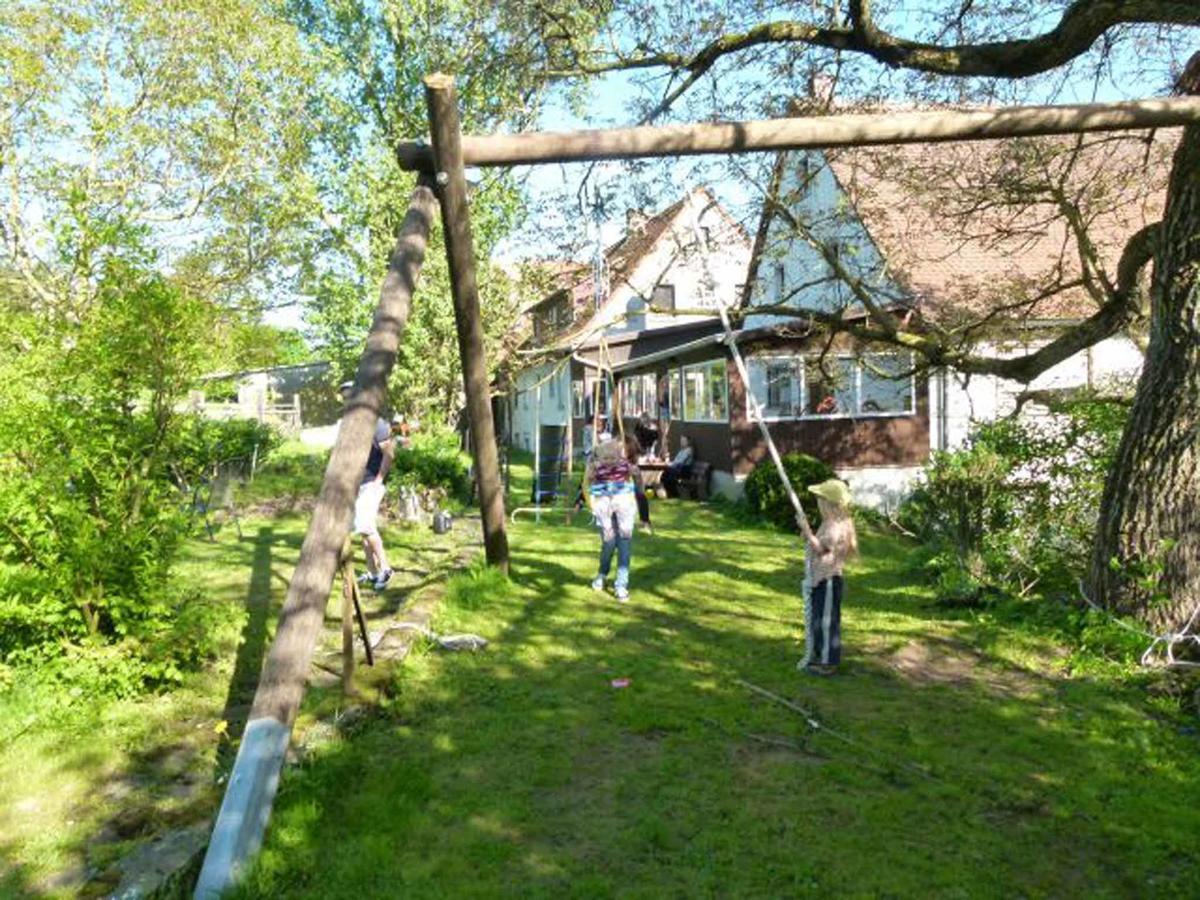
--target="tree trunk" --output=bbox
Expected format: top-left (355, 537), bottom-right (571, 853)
top-left (1090, 113), bottom-right (1200, 631)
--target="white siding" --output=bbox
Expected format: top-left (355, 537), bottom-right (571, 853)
top-left (510, 362), bottom-right (569, 451)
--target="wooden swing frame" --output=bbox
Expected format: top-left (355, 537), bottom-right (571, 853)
top-left (194, 85), bottom-right (1200, 898)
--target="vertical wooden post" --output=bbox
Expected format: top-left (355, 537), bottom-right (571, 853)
top-left (340, 562), bottom-right (355, 695)
top-left (424, 73), bottom-right (510, 573)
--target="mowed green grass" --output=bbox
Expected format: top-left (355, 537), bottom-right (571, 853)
top-left (231, 468), bottom-right (1200, 897)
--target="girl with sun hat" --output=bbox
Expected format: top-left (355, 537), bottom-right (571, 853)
top-left (798, 478), bottom-right (858, 675)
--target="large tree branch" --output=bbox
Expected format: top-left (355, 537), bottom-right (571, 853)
top-left (564, 1), bottom-right (1200, 120)
top-left (734, 218), bottom-right (1157, 382)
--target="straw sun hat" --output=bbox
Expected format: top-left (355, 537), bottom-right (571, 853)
top-left (808, 478), bottom-right (852, 507)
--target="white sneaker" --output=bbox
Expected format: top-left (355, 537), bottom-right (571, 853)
top-left (614, 585), bottom-right (629, 603)
top-left (356, 571), bottom-right (375, 586)
top-left (590, 575), bottom-right (605, 592)
top-left (372, 569), bottom-right (393, 591)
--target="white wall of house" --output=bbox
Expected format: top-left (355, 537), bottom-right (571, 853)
top-left (597, 190), bottom-right (751, 335)
top-left (509, 361), bottom-right (570, 452)
top-left (932, 334), bottom-right (1143, 452)
top-left (511, 188), bottom-right (751, 450)
top-left (743, 150), bottom-right (896, 329)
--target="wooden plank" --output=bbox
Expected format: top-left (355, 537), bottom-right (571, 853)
top-left (424, 72), bottom-right (510, 572)
top-left (395, 96), bottom-right (1200, 171)
top-left (341, 559), bottom-right (355, 695)
top-left (193, 175), bottom-right (437, 899)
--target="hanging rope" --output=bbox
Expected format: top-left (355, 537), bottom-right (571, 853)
top-left (684, 206), bottom-right (811, 533)
top-left (684, 202), bottom-right (819, 662)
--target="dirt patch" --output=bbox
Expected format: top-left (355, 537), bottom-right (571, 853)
top-left (888, 639), bottom-right (1045, 698)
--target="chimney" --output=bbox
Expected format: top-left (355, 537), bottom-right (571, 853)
top-left (808, 72), bottom-right (836, 109)
top-left (625, 208), bottom-right (648, 233)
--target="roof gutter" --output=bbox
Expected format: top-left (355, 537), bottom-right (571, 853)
top-left (604, 332), bottom-right (731, 374)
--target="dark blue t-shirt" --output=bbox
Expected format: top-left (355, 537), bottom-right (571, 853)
top-left (363, 418), bottom-right (393, 484)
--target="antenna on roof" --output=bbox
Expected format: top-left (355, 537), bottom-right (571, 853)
top-left (589, 181), bottom-right (609, 310)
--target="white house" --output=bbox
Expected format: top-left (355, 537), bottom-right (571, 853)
top-left (728, 131), bottom-right (1165, 508)
top-left (506, 187), bottom-right (753, 455)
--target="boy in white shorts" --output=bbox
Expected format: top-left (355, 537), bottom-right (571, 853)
top-left (342, 382), bottom-right (396, 591)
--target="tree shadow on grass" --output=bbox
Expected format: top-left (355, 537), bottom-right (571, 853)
top-left (0, 522), bottom-right (304, 897)
top-left (216, 525), bottom-right (277, 772)
top-left (226, 513), bottom-right (1200, 899)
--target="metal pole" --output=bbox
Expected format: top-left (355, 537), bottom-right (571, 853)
top-left (534, 382), bottom-right (542, 523)
top-left (424, 73), bottom-right (510, 572)
top-left (395, 96), bottom-right (1200, 171)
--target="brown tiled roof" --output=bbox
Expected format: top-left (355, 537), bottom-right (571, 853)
top-left (822, 129), bottom-right (1176, 326)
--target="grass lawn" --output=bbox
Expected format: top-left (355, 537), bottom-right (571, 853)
top-left (229, 458), bottom-right (1200, 898)
top-left (0, 444), bottom-right (476, 898)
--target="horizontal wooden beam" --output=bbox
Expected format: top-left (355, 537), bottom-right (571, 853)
top-left (395, 96), bottom-right (1200, 171)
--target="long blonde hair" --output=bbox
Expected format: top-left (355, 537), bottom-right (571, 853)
top-left (817, 497), bottom-right (858, 557)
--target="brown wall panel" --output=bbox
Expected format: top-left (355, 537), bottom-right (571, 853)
top-left (727, 357), bottom-right (929, 476)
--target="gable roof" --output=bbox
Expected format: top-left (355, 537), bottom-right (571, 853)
top-left (529, 186), bottom-right (745, 349)
top-left (747, 123), bottom-right (1176, 328)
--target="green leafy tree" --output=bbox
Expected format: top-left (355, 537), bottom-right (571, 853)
top-left (290, 0), bottom-right (607, 424)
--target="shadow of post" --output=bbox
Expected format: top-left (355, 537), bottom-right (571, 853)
top-left (216, 526), bottom-right (274, 771)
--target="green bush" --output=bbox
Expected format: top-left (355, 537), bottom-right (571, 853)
top-left (898, 395), bottom-right (1127, 600)
top-left (0, 251), bottom-right (234, 691)
top-left (168, 416), bottom-right (283, 485)
top-left (743, 452), bottom-right (836, 532)
top-left (392, 431), bottom-right (472, 500)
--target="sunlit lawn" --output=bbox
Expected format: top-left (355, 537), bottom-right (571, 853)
top-left (0, 444), bottom-right (469, 898)
top-left (231, 457), bottom-right (1200, 898)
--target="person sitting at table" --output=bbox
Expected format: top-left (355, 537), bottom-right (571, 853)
top-left (662, 435), bottom-right (694, 497)
top-left (634, 411), bottom-right (659, 458)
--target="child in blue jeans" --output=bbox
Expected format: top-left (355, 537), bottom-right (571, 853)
top-left (583, 437), bottom-right (643, 602)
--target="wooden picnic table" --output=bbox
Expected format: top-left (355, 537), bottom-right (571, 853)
top-left (635, 458), bottom-right (668, 487)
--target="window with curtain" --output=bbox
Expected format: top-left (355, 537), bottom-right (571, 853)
top-left (668, 370), bottom-right (681, 419)
top-left (571, 380), bottom-right (584, 417)
top-left (620, 375), bottom-right (643, 417)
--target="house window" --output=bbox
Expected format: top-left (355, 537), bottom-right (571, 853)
top-left (859, 353), bottom-right (914, 414)
top-left (747, 356), bottom-right (802, 419)
top-left (746, 352), bottom-right (915, 420)
top-left (668, 369), bottom-right (681, 420)
top-left (805, 358), bottom-right (856, 416)
top-left (651, 284), bottom-right (675, 311)
top-left (619, 372), bottom-right (657, 417)
top-left (620, 376), bottom-right (639, 417)
top-left (571, 380), bottom-right (584, 417)
top-left (580, 378), bottom-right (611, 419)
top-left (533, 292), bottom-right (573, 342)
top-left (626, 296), bottom-right (647, 331)
top-left (682, 359), bottom-right (728, 422)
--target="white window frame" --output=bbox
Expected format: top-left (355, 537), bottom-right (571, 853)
top-left (571, 379), bottom-right (584, 417)
top-left (680, 359), bottom-right (729, 423)
top-left (746, 354), bottom-right (803, 421)
top-left (858, 352), bottom-right (917, 417)
top-left (746, 352), bottom-right (916, 421)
